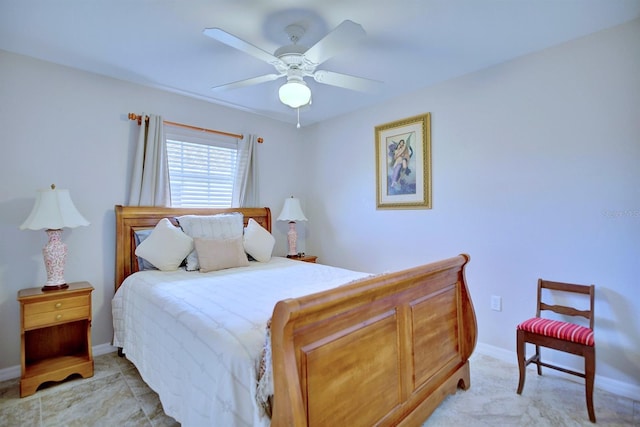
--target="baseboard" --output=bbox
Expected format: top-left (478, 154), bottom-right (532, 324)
top-left (93, 342), bottom-right (118, 357)
top-left (0, 364), bottom-right (20, 382)
top-left (475, 342), bottom-right (640, 401)
top-left (0, 342), bottom-right (118, 382)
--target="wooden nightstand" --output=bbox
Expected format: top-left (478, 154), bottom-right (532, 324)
top-left (288, 254), bottom-right (318, 263)
top-left (17, 281), bottom-right (94, 397)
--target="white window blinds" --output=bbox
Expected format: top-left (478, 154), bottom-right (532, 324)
top-left (165, 126), bottom-right (238, 208)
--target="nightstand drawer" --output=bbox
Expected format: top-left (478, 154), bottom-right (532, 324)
top-left (24, 306), bottom-right (90, 329)
top-left (24, 294), bottom-right (89, 316)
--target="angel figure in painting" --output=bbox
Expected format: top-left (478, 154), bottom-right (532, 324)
top-left (388, 135), bottom-right (414, 192)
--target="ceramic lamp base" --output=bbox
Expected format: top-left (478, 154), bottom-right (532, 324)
top-left (286, 221), bottom-right (298, 257)
top-left (43, 229), bottom-right (68, 289)
top-left (42, 283), bottom-right (69, 292)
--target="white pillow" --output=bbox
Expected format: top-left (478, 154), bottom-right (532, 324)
top-left (134, 218), bottom-right (194, 271)
top-left (243, 218), bottom-right (275, 262)
top-left (194, 237), bottom-right (250, 272)
top-left (177, 213), bottom-right (244, 271)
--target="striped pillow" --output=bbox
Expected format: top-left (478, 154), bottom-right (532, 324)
top-left (517, 318), bottom-right (594, 346)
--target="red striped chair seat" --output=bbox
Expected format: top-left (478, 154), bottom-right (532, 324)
top-left (517, 318), bottom-right (594, 346)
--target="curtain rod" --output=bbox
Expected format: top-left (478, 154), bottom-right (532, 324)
top-left (128, 113), bottom-right (263, 143)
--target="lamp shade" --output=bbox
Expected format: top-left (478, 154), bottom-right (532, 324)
top-left (277, 197), bottom-right (307, 222)
top-left (20, 185), bottom-right (89, 230)
top-left (279, 81), bottom-right (311, 109)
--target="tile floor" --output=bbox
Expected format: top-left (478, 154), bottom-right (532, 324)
top-left (425, 354), bottom-right (639, 426)
top-left (0, 352), bottom-right (638, 426)
top-left (0, 353), bottom-right (177, 427)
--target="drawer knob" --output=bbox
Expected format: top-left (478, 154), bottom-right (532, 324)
top-left (56, 314), bottom-right (63, 320)
top-left (55, 302), bottom-right (63, 309)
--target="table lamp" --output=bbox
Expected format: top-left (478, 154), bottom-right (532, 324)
top-left (277, 196), bottom-right (307, 257)
top-left (20, 184), bottom-right (90, 291)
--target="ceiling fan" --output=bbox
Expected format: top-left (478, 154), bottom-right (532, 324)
top-left (203, 20), bottom-right (381, 109)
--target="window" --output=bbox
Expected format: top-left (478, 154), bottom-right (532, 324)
top-left (165, 126), bottom-right (238, 208)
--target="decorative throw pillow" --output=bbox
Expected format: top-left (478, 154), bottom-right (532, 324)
top-left (194, 237), bottom-right (250, 272)
top-left (134, 218), bottom-right (194, 271)
top-left (243, 218), bottom-right (275, 262)
top-left (134, 229), bottom-right (156, 271)
top-left (177, 213), bottom-right (244, 271)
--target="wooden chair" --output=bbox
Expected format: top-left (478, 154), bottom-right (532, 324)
top-left (516, 279), bottom-right (596, 423)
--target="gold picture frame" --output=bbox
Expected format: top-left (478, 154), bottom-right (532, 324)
top-left (375, 113), bottom-right (432, 209)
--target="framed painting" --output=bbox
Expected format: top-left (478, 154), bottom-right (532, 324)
top-left (375, 113), bottom-right (431, 209)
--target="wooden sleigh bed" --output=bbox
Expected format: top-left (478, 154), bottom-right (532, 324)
top-left (114, 205), bottom-right (477, 426)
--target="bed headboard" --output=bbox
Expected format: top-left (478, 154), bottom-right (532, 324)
top-left (114, 205), bottom-right (272, 291)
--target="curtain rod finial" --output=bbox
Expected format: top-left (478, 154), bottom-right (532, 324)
top-left (128, 112), bottom-right (143, 125)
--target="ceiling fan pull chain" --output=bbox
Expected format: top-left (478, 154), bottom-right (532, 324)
top-left (297, 108), bottom-right (301, 129)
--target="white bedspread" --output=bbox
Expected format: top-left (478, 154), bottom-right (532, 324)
top-left (112, 257), bottom-right (369, 427)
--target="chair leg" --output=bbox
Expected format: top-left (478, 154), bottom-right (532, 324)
top-left (516, 330), bottom-right (526, 394)
top-left (535, 345), bottom-right (542, 375)
top-left (585, 348), bottom-right (596, 423)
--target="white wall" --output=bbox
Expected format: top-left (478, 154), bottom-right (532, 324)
top-left (0, 50), bottom-right (306, 371)
top-left (303, 19), bottom-right (640, 397)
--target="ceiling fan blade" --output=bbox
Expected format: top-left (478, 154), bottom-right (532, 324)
top-left (304, 20), bottom-right (366, 66)
top-left (211, 73), bottom-right (284, 91)
top-left (313, 70), bottom-right (382, 92)
top-left (203, 28), bottom-right (284, 67)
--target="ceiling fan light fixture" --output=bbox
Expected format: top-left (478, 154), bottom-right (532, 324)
top-left (279, 80), bottom-right (311, 108)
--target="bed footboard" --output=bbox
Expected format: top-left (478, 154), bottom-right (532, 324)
top-left (270, 254), bottom-right (476, 426)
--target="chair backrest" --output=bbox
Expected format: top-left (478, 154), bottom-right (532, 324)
top-left (536, 279), bottom-right (595, 330)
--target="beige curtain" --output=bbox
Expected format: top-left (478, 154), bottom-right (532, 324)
top-left (232, 134), bottom-right (258, 207)
top-left (128, 113), bottom-right (171, 206)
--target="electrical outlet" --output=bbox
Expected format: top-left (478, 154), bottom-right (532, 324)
top-left (491, 295), bottom-right (502, 312)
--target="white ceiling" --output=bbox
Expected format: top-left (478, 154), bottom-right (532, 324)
top-left (2, 1), bottom-right (639, 126)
